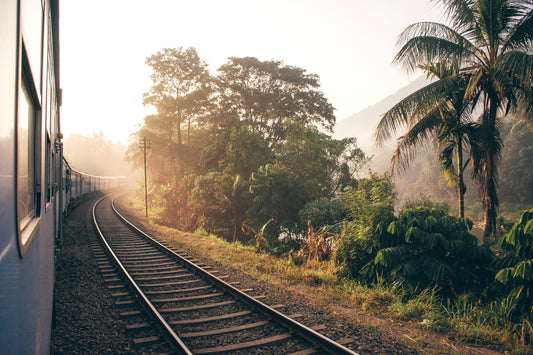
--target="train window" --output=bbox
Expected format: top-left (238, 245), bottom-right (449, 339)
top-left (17, 55), bottom-right (41, 256)
top-left (45, 133), bottom-right (51, 204)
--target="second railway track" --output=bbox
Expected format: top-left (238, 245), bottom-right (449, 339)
top-left (92, 194), bottom-right (358, 354)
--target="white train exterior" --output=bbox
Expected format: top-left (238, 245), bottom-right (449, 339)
top-left (0, 1), bottom-right (124, 353)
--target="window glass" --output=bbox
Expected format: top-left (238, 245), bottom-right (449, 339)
top-left (17, 76), bottom-right (35, 230)
top-left (45, 134), bottom-right (51, 203)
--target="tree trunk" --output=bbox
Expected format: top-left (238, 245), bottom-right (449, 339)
top-left (177, 107), bottom-right (183, 146)
top-left (457, 140), bottom-right (465, 219)
top-left (481, 207), bottom-right (493, 245)
top-left (479, 94), bottom-right (501, 245)
top-left (187, 118), bottom-right (191, 146)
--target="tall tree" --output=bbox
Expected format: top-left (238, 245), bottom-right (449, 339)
top-left (281, 119), bottom-right (367, 200)
top-left (144, 47), bottom-right (213, 147)
top-left (248, 163), bottom-right (308, 237)
top-left (389, 0), bottom-right (533, 243)
top-left (216, 57), bottom-right (336, 143)
top-left (375, 61), bottom-right (477, 218)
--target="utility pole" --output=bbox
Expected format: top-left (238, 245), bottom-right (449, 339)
top-left (139, 137), bottom-right (151, 218)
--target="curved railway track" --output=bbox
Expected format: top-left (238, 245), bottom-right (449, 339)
top-left (92, 194), bottom-right (358, 354)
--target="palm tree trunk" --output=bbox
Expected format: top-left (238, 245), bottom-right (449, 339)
top-left (479, 94), bottom-right (501, 245)
top-left (482, 208), bottom-right (493, 244)
top-left (457, 140), bottom-right (465, 219)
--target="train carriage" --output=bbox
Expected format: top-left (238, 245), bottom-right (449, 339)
top-left (0, 2), bottom-right (125, 353)
top-left (0, 1), bottom-right (62, 353)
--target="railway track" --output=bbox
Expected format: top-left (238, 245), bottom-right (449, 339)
top-left (92, 194), bottom-right (358, 354)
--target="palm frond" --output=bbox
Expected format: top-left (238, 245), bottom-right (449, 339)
top-left (438, 141), bottom-right (458, 184)
top-left (501, 2), bottom-right (533, 52)
top-left (374, 79), bottom-right (452, 146)
top-left (394, 22), bottom-right (476, 73)
top-left (497, 51), bottom-right (533, 86)
top-left (391, 111), bottom-right (441, 175)
top-left (431, 0), bottom-right (476, 31)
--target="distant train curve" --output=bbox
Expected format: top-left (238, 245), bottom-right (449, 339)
top-left (0, 1), bottom-right (126, 353)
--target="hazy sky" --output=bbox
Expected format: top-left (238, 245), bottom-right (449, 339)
top-left (60, 0), bottom-right (443, 144)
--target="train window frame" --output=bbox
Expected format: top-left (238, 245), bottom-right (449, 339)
top-left (45, 133), bottom-right (52, 206)
top-left (45, 62), bottom-right (52, 209)
top-left (16, 45), bottom-right (42, 257)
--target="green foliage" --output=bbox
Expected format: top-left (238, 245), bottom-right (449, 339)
top-left (222, 125), bottom-right (272, 177)
top-left (190, 172), bottom-right (251, 242)
top-left (279, 120), bottom-right (368, 199)
top-left (130, 48), bottom-right (368, 251)
top-left (334, 173), bottom-right (396, 279)
top-left (372, 206), bottom-right (494, 295)
top-left (390, 286), bottom-right (440, 322)
top-left (248, 163), bottom-right (308, 239)
top-left (298, 199), bottom-right (347, 231)
top-left (342, 172), bottom-right (396, 236)
top-left (495, 208), bottom-right (533, 322)
top-left (500, 123), bottom-right (533, 205)
top-left (217, 57), bottom-right (335, 142)
top-left (334, 223), bottom-right (376, 280)
top-left (402, 194), bottom-right (450, 214)
top-left (198, 116), bottom-right (242, 174)
top-left (190, 172), bottom-right (225, 234)
top-left (375, 61), bottom-right (475, 219)
top-left (242, 219), bottom-right (275, 253)
top-left (386, 0), bottom-right (533, 242)
top-left (219, 174), bottom-right (251, 242)
top-left (143, 47), bottom-right (213, 146)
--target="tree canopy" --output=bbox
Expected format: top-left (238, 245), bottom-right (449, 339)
top-left (129, 47), bottom-right (368, 242)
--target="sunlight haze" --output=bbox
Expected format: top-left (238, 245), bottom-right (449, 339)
top-left (60, 0), bottom-right (443, 143)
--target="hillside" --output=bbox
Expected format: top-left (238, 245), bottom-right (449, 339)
top-left (333, 76), bottom-right (431, 152)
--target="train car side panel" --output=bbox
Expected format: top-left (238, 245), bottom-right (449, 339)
top-left (0, 0), bottom-right (26, 351)
top-left (0, 1), bottom-right (58, 354)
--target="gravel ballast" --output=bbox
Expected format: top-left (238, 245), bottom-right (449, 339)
top-left (51, 193), bottom-right (135, 354)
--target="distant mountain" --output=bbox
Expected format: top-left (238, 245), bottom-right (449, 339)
top-left (333, 76), bottom-right (431, 151)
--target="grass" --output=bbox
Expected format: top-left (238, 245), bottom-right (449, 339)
top-left (123, 196), bottom-right (532, 354)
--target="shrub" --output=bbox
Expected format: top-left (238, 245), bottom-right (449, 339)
top-left (370, 206), bottom-right (494, 295)
top-left (334, 173), bottom-right (396, 279)
top-left (495, 208), bottom-right (533, 323)
top-left (299, 199), bottom-right (347, 230)
top-left (248, 163), bottom-right (309, 240)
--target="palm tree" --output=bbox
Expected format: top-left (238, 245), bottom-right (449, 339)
top-left (374, 60), bottom-right (476, 219)
top-left (385, 0), bottom-right (533, 243)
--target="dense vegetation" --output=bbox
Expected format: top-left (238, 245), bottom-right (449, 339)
top-left (127, 49), bottom-right (365, 241)
top-left (127, 0), bottom-right (533, 351)
top-left (391, 119), bottom-right (533, 222)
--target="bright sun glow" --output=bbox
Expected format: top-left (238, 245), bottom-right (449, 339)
top-left (59, 0), bottom-right (443, 144)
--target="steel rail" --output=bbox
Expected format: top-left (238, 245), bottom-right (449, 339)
top-left (92, 195), bottom-right (193, 355)
top-left (111, 196), bottom-right (358, 355)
